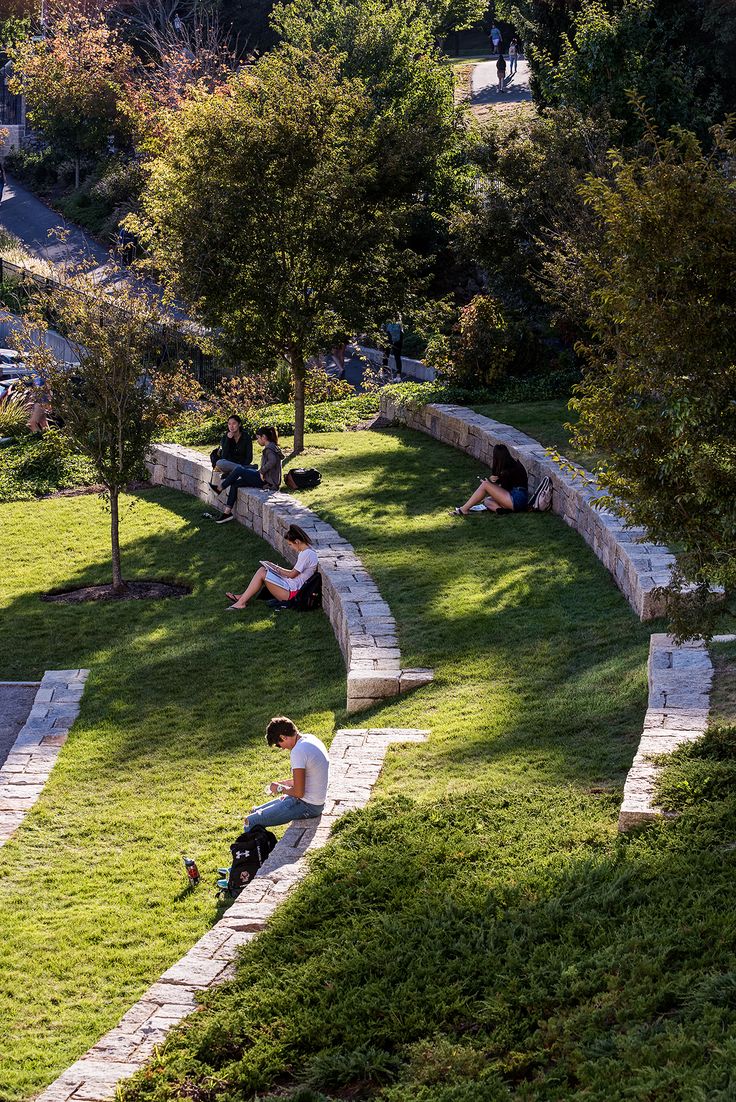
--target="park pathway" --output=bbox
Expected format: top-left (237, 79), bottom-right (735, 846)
top-left (471, 56), bottom-right (532, 115)
top-left (0, 175), bottom-right (109, 268)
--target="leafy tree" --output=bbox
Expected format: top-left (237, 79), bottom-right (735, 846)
top-left (9, 10), bottom-right (134, 187)
top-left (134, 38), bottom-right (456, 453)
top-left (17, 273), bottom-right (197, 591)
top-left (543, 118), bottom-right (736, 633)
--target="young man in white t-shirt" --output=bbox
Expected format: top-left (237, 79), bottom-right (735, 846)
top-left (246, 716), bottom-right (329, 829)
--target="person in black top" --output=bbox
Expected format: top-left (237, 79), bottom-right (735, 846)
top-left (451, 444), bottom-right (529, 515)
top-left (210, 414), bottom-right (254, 490)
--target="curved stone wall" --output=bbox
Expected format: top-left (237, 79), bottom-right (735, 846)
top-left (379, 394), bottom-right (675, 620)
top-left (146, 444), bottom-right (433, 713)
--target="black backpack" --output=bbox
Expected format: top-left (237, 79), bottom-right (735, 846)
top-left (288, 571), bottom-right (322, 611)
top-left (226, 826), bottom-right (277, 897)
top-left (285, 468), bottom-right (322, 490)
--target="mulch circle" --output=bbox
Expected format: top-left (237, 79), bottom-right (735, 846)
top-left (41, 580), bottom-right (191, 604)
top-left (44, 480), bottom-right (153, 499)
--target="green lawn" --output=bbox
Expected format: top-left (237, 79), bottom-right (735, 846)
top-left (470, 399), bottom-right (598, 468)
top-left (5, 425), bottom-right (736, 1102)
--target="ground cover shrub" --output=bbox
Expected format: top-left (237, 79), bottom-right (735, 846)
top-left (0, 431), bottom-right (97, 502)
top-left (388, 368), bottom-right (578, 412)
top-left (0, 487), bottom-right (344, 1098)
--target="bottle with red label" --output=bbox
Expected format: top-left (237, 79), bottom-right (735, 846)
top-left (183, 856), bottom-right (200, 886)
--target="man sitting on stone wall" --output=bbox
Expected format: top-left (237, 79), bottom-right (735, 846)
top-left (246, 716), bottom-right (329, 829)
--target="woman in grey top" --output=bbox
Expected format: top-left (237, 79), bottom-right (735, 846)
top-left (214, 426), bottom-right (284, 523)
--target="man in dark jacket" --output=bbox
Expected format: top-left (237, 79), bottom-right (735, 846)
top-left (210, 415), bottom-right (254, 490)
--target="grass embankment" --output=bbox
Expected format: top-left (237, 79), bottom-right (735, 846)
top-left (0, 488), bottom-right (344, 1099)
top-left (115, 430), bottom-right (736, 1101)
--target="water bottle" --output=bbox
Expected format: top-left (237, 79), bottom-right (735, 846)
top-left (183, 855), bottom-right (200, 886)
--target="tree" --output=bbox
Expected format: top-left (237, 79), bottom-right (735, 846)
top-left (17, 272), bottom-right (197, 592)
top-left (134, 38), bottom-right (456, 453)
top-left (9, 9), bottom-right (134, 187)
top-left (542, 118), bottom-right (736, 634)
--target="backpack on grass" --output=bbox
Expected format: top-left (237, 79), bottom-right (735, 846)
top-left (268, 571), bottom-right (323, 612)
top-left (528, 475), bottom-right (553, 512)
top-left (226, 826), bottom-right (278, 898)
top-left (285, 468), bottom-right (322, 490)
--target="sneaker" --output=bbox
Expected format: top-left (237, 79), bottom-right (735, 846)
top-left (209, 482), bottom-right (221, 493)
top-left (217, 867), bottom-right (231, 877)
top-left (216, 512), bottom-right (234, 524)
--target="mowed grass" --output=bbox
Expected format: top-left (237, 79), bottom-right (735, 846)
top-left (116, 429), bottom-right (736, 1101)
top-left (471, 399), bottom-right (601, 470)
top-left (0, 489), bottom-right (344, 1100)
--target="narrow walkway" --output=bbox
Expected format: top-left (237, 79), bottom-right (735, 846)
top-left (471, 56), bottom-right (532, 114)
top-left (0, 670), bottom-right (89, 848)
top-left (0, 682), bottom-right (39, 769)
top-left (36, 726), bottom-right (430, 1102)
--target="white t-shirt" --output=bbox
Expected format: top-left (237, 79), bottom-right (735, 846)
top-left (291, 547), bottom-right (319, 591)
top-left (290, 733), bottom-right (329, 805)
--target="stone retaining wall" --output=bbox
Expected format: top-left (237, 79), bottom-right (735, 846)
top-left (37, 726), bottom-right (430, 1102)
top-left (380, 394), bottom-right (674, 620)
top-left (146, 444), bottom-right (433, 713)
top-left (0, 669), bottom-right (89, 848)
top-left (618, 635), bottom-right (713, 830)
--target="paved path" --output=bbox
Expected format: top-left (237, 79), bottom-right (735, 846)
top-left (0, 682), bottom-right (39, 769)
top-left (471, 56), bottom-right (532, 113)
top-left (0, 175), bottom-right (109, 268)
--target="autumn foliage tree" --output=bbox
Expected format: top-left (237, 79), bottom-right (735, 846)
top-left (10, 9), bottom-right (134, 187)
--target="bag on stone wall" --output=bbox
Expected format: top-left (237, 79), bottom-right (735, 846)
top-left (528, 475), bottom-right (553, 512)
top-left (223, 826), bottom-right (278, 898)
top-left (285, 468), bottom-right (322, 490)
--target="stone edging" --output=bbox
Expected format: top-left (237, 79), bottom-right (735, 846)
top-left (618, 634), bottom-right (735, 830)
top-left (0, 669), bottom-right (89, 848)
top-left (36, 726), bottom-right (430, 1102)
top-left (146, 443), bottom-right (433, 713)
top-left (379, 394), bottom-right (674, 621)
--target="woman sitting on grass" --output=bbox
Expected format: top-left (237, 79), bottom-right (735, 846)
top-left (213, 426), bottom-right (284, 524)
top-left (225, 524), bottom-right (318, 611)
top-left (451, 444), bottom-right (528, 516)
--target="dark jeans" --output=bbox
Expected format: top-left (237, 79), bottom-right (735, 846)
top-left (390, 336), bottom-right (403, 377)
top-left (220, 464), bottom-right (261, 509)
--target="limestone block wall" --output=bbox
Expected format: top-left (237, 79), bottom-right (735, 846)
top-left (380, 394), bottom-right (675, 621)
top-left (36, 726), bottom-right (430, 1102)
top-left (618, 635), bottom-right (714, 830)
top-left (146, 444), bottom-right (433, 713)
top-left (0, 669), bottom-right (89, 848)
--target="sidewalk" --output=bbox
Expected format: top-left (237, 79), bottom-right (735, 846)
top-left (471, 57), bottom-right (532, 115)
top-left (0, 175), bottom-right (109, 269)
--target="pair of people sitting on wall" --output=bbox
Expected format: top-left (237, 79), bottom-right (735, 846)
top-left (210, 422), bottom-right (284, 524)
top-left (225, 523), bottom-right (318, 611)
top-left (451, 444), bottom-right (529, 516)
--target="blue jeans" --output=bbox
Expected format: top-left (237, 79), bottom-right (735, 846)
top-left (220, 464), bottom-right (261, 509)
top-left (510, 486), bottom-right (529, 512)
top-left (247, 795), bottom-right (324, 829)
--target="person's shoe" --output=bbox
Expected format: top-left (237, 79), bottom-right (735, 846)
top-left (216, 512), bottom-right (234, 524)
top-left (209, 482), bottom-right (221, 493)
top-left (217, 867), bottom-right (231, 877)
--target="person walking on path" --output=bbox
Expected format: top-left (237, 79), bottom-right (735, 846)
top-left (246, 716), bottom-right (329, 829)
top-left (384, 315), bottom-right (404, 379)
top-left (508, 39), bottom-right (518, 76)
top-left (490, 24), bottom-right (502, 54)
top-left (496, 51), bottom-right (507, 92)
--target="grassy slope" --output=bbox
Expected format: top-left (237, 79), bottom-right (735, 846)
top-left (123, 429), bottom-right (736, 1101)
top-left (0, 489), bottom-right (344, 1100)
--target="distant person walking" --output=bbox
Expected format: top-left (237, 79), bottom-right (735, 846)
top-left (490, 24), bottom-right (502, 55)
top-left (508, 39), bottom-right (518, 75)
top-left (384, 315), bottom-right (404, 379)
top-left (0, 160), bottom-right (6, 204)
top-left (497, 51), bottom-right (507, 92)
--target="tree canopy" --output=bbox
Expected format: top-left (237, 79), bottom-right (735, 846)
top-left (543, 118), bottom-right (736, 631)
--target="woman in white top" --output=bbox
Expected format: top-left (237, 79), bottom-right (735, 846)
top-left (226, 524), bottom-right (318, 610)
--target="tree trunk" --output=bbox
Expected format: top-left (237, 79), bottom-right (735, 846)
top-left (74, 156), bottom-right (80, 191)
top-left (110, 487), bottom-right (125, 593)
top-left (292, 354), bottom-right (306, 457)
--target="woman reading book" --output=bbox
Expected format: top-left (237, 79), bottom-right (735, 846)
top-left (225, 524), bottom-right (318, 610)
top-left (450, 444), bottom-right (529, 515)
